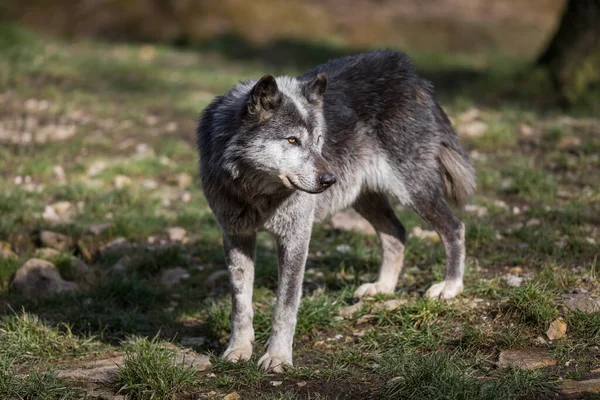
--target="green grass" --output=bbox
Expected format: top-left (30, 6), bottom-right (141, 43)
top-left (116, 336), bottom-right (200, 399)
top-left (506, 283), bottom-right (560, 330)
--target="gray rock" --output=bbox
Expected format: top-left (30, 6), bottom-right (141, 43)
top-left (57, 356), bottom-right (123, 384)
top-left (34, 247), bottom-right (61, 259)
top-left (504, 274), bottom-right (524, 287)
top-left (180, 337), bottom-right (206, 347)
top-left (560, 378), bottom-right (600, 396)
top-left (11, 258), bottom-right (78, 298)
top-left (563, 295), bottom-right (600, 313)
top-left (110, 256), bottom-right (132, 275)
top-left (498, 348), bottom-right (557, 370)
top-left (39, 231), bottom-right (72, 251)
top-left (339, 301), bottom-right (365, 317)
top-left (159, 267), bottom-right (190, 288)
top-left (330, 209), bottom-right (375, 235)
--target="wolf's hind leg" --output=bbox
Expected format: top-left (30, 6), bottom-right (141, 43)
top-left (353, 193), bottom-right (406, 298)
top-left (411, 189), bottom-right (465, 300)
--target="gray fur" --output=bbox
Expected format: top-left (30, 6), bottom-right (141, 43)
top-left (197, 49), bottom-right (475, 372)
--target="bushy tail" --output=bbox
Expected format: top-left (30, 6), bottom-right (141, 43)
top-left (439, 145), bottom-right (476, 206)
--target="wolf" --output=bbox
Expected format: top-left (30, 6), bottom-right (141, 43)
top-left (197, 49), bottom-right (475, 372)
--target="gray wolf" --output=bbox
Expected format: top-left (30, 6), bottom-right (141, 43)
top-left (197, 50), bottom-right (475, 372)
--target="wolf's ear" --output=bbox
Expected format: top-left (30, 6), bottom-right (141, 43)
top-left (248, 75), bottom-right (282, 118)
top-left (303, 73), bottom-right (327, 104)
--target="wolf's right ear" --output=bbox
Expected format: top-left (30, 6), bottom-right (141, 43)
top-left (248, 75), bottom-right (282, 119)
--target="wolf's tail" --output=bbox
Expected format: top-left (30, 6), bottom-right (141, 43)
top-left (433, 103), bottom-right (475, 206)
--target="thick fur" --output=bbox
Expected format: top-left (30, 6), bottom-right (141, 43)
top-left (197, 49), bottom-right (475, 372)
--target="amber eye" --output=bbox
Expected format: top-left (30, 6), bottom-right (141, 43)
top-left (287, 137), bottom-right (298, 144)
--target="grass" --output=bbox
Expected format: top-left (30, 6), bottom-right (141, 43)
top-left (0, 23), bottom-right (599, 399)
top-left (116, 336), bottom-right (200, 399)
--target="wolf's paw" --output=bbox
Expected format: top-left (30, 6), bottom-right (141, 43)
top-left (354, 282), bottom-right (394, 298)
top-left (223, 345), bottom-right (253, 363)
top-left (258, 352), bottom-right (292, 373)
top-left (425, 280), bottom-right (463, 300)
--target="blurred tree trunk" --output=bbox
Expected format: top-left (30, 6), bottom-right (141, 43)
top-left (537, 0), bottom-right (600, 104)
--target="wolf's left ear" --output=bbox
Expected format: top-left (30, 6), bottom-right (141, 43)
top-left (303, 73), bottom-right (327, 104)
top-left (248, 75), bottom-right (282, 118)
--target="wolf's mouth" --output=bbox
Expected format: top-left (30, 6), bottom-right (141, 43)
top-left (285, 176), bottom-right (327, 194)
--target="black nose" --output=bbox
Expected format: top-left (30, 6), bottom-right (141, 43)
top-left (319, 173), bottom-right (337, 188)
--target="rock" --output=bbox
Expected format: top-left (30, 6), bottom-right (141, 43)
top-left (87, 161), bottom-right (107, 177)
top-left (34, 247), bottom-right (61, 259)
top-left (204, 270), bottom-right (229, 291)
top-left (43, 201), bottom-right (75, 223)
top-left (336, 244), bottom-right (351, 253)
top-left (297, 381), bottom-right (307, 388)
top-left (410, 227), bottom-right (440, 243)
top-left (88, 223), bottom-right (110, 236)
top-left (270, 381), bottom-right (283, 387)
top-left (71, 257), bottom-right (96, 285)
top-left (458, 121), bottom-right (488, 138)
top-left (52, 165), bottom-right (66, 183)
top-left (166, 227), bottom-right (187, 242)
top-left (464, 204), bottom-right (488, 218)
top-left (175, 173), bottom-right (193, 189)
top-left (339, 301), bottom-right (365, 317)
top-left (458, 107), bottom-right (480, 123)
top-left (546, 318), bottom-right (567, 340)
top-left (86, 389), bottom-right (126, 400)
top-left (100, 237), bottom-right (128, 254)
top-left (110, 256), bottom-right (132, 274)
top-left (563, 295), bottom-right (600, 313)
top-left (504, 274), bottom-right (524, 287)
top-left (0, 241), bottom-right (17, 259)
top-left (557, 136), bottom-right (582, 150)
top-left (223, 393), bottom-right (240, 400)
top-left (114, 175), bottom-right (132, 189)
top-left (375, 299), bottom-right (407, 312)
top-left (57, 356), bottom-right (123, 384)
top-left (560, 378), bottom-right (600, 396)
top-left (330, 209), bottom-right (375, 235)
top-left (180, 337), bottom-right (206, 347)
top-left (498, 349), bottom-right (557, 370)
top-left (356, 314), bottom-right (377, 325)
top-left (11, 258), bottom-right (78, 298)
top-left (175, 350), bottom-right (211, 371)
top-left (39, 231), bottom-right (72, 251)
top-left (160, 267), bottom-right (190, 288)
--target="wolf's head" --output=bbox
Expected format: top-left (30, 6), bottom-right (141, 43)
top-left (224, 73), bottom-right (336, 194)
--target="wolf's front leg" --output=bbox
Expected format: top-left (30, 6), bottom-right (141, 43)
top-left (222, 233), bottom-right (257, 363)
top-left (258, 226), bottom-right (311, 373)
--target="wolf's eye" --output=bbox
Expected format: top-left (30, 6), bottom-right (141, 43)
top-left (287, 137), bottom-right (298, 144)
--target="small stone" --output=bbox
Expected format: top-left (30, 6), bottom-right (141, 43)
top-left (270, 381), bottom-right (283, 387)
top-left (34, 247), bottom-right (61, 259)
top-left (560, 378), bottom-right (600, 395)
top-left (464, 204), bottom-right (488, 218)
top-left (339, 301), bottom-right (364, 317)
top-left (498, 349), bottom-right (557, 370)
top-left (534, 336), bottom-right (548, 346)
top-left (204, 270), bottom-right (229, 291)
top-left (508, 266), bottom-right (523, 275)
top-left (504, 274), bottom-right (524, 287)
top-left (175, 173), bottom-right (193, 189)
top-left (57, 356), bottom-right (123, 384)
top-left (336, 244), bottom-right (351, 253)
top-left (159, 267), bottom-right (190, 288)
top-left (52, 165), bottom-right (66, 183)
top-left (459, 121), bottom-right (488, 138)
top-left (114, 175), bottom-right (132, 189)
top-left (175, 350), bottom-right (211, 371)
top-left (166, 227), bottom-right (187, 242)
top-left (563, 295), bottom-right (600, 313)
top-left (87, 161), bottom-right (107, 177)
top-left (0, 241), bottom-right (17, 259)
top-left (375, 299), bottom-right (407, 312)
top-left (525, 219), bottom-right (541, 227)
top-left (223, 392), bottom-right (240, 400)
top-left (356, 314), bottom-right (377, 325)
top-left (330, 209), bottom-right (375, 235)
top-left (180, 337), bottom-right (206, 347)
top-left (557, 136), bottom-right (582, 150)
top-left (458, 107), bottom-right (480, 123)
top-left (110, 256), bottom-right (132, 274)
top-left (546, 318), bottom-right (567, 340)
top-left (11, 258), bottom-right (78, 299)
top-left (39, 231), bottom-right (72, 251)
top-left (410, 227), bottom-right (440, 242)
top-left (296, 381), bottom-right (307, 387)
top-left (88, 223), bottom-right (110, 236)
top-left (71, 257), bottom-right (96, 285)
